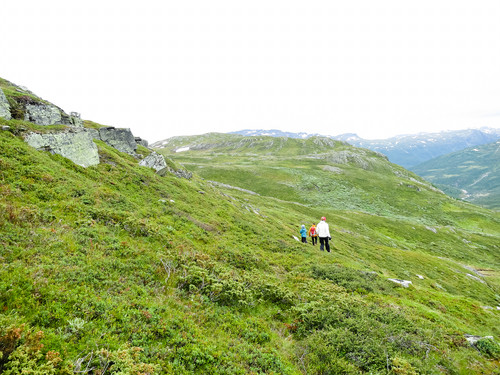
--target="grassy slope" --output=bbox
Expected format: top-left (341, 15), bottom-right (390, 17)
top-left (0, 124), bottom-right (499, 373)
top-left (411, 140), bottom-right (500, 210)
top-left (158, 133), bottom-right (500, 372)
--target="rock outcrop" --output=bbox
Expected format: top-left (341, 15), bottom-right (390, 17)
top-left (139, 151), bottom-right (192, 178)
top-left (0, 88), bottom-right (11, 120)
top-left (139, 152), bottom-right (167, 172)
top-left (2, 79), bottom-right (162, 171)
top-left (135, 137), bottom-right (148, 148)
top-left (70, 112), bottom-right (84, 127)
top-left (98, 127), bottom-right (137, 155)
top-left (23, 126), bottom-right (147, 168)
top-left (24, 103), bottom-right (68, 125)
top-left (25, 129), bottom-right (100, 167)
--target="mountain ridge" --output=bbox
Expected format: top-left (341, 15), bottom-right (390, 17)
top-left (411, 140), bottom-right (500, 210)
top-left (225, 128), bottom-right (500, 168)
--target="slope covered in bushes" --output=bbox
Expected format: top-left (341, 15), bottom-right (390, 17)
top-left (1, 121), bottom-right (500, 373)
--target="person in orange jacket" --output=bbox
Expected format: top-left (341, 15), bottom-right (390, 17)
top-left (308, 223), bottom-right (318, 246)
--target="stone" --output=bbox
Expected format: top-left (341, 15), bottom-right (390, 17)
top-left (135, 137), bottom-right (149, 148)
top-left (172, 169), bottom-right (193, 179)
top-left (0, 88), bottom-right (11, 120)
top-left (25, 129), bottom-right (100, 167)
top-left (139, 152), bottom-right (167, 172)
top-left (416, 274), bottom-right (424, 279)
top-left (98, 127), bottom-right (137, 155)
top-left (69, 112), bottom-right (83, 127)
top-left (86, 128), bottom-right (100, 140)
top-left (2, 126), bottom-right (11, 131)
top-left (388, 278), bottom-right (412, 288)
top-left (24, 103), bottom-right (63, 125)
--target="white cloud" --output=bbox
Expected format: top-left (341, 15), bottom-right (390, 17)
top-left (1, 0), bottom-right (499, 142)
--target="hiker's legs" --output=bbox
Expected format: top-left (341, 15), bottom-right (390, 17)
top-left (319, 237), bottom-right (325, 251)
top-left (325, 237), bottom-right (330, 252)
top-left (312, 237), bottom-right (317, 245)
top-left (301, 237), bottom-right (307, 243)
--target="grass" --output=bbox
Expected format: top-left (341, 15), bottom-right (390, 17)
top-left (0, 125), bottom-right (499, 373)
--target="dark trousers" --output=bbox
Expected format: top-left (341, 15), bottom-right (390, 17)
top-left (301, 237), bottom-right (307, 243)
top-left (311, 236), bottom-right (318, 245)
top-left (319, 237), bottom-right (330, 252)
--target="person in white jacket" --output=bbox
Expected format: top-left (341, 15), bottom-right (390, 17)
top-left (316, 216), bottom-right (331, 252)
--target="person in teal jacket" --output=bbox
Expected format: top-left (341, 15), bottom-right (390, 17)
top-left (300, 224), bottom-right (307, 243)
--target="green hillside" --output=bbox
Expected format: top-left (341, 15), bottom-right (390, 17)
top-left (411, 140), bottom-right (500, 210)
top-left (1, 121), bottom-right (500, 374)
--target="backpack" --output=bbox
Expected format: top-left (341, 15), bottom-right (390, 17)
top-left (310, 227), bottom-right (316, 236)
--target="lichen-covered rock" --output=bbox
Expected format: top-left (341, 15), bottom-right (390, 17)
top-left (98, 127), bottom-right (137, 155)
top-left (139, 152), bottom-right (167, 172)
top-left (135, 137), bottom-right (149, 148)
top-left (69, 112), bottom-right (84, 127)
top-left (25, 130), bottom-right (99, 167)
top-left (171, 169), bottom-right (193, 179)
top-left (0, 88), bottom-right (11, 120)
top-left (24, 103), bottom-right (65, 125)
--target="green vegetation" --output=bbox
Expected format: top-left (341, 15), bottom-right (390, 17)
top-left (411, 141), bottom-right (500, 210)
top-left (1, 123), bottom-right (499, 374)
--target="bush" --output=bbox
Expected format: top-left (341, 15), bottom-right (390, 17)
top-left (476, 338), bottom-right (500, 359)
top-left (0, 322), bottom-right (71, 374)
top-left (292, 300), bottom-right (430, 372)
top-left (311, 264), bottom-right (395, 295)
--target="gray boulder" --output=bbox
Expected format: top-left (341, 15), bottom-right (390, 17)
top-left (25, 129), bottom-right (100, 167)
top-left (24, 103), bottom-right (72, 126)
top-left (0, 88), bottom-right (11, 120)
top-left (69, 112), bottom-right (84, 127)
top-left (139, 152), bottom-right (167, 172)
top-left (135, 137), bottom-right (149, 148)
top-left (98, 127), bottom-right (137, 155)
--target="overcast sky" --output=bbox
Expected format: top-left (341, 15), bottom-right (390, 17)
top-left (2, 1), bottom-right (499, 143)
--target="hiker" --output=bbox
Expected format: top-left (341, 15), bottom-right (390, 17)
top-left (300, 224), bottom-right (307, 243)
top-left (308, 223), bottom-right (318, 245)
top-left (316, 216), bottom-right (331, 252)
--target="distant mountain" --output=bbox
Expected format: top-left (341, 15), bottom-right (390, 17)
top-left (349, 129), bottom-right (500, 169)
top-left (230, 128), bottom-right (322, 139)
top-left (230, 128), bottom-right (500, 168)
top-left (411, 140), bottom-right (500, 210)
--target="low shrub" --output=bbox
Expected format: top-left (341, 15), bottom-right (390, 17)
top-left (311, 264), bottom-right (395, 295)
top-left (476, 337), bottom-right (500, 359)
